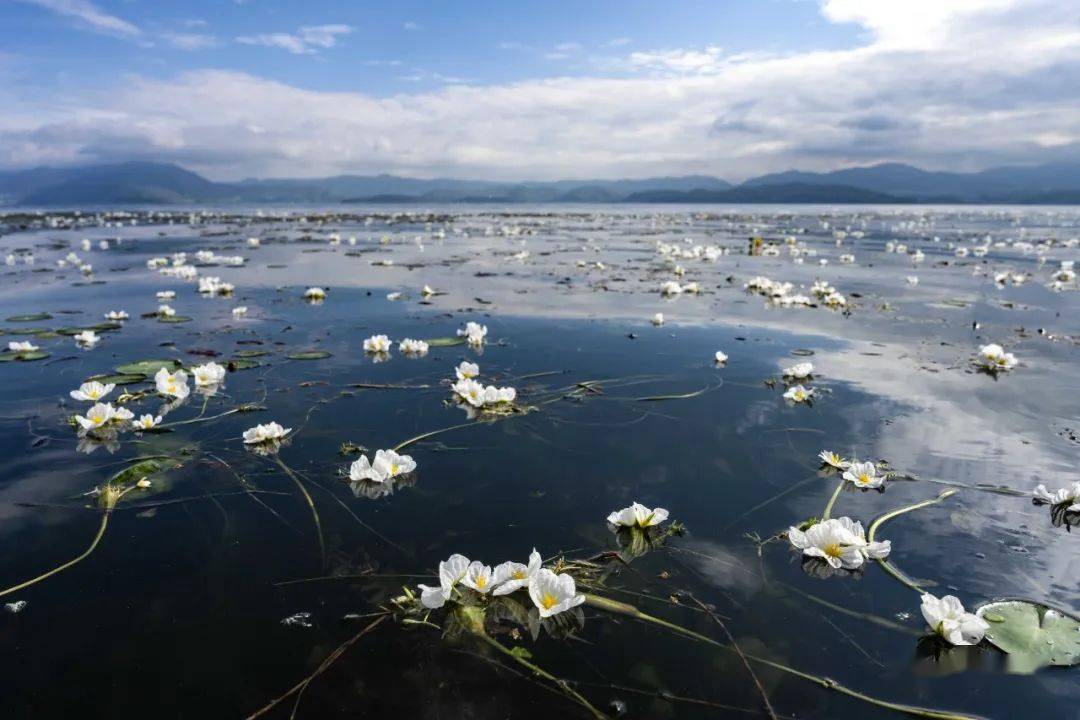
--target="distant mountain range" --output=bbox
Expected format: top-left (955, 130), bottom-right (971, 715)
top-left (1, 160), bottom-right (1079, 206)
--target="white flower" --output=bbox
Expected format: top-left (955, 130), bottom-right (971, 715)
top-left (651, 312), bottom-right (665, 326)
top-left (104, 310), bottom-right (128, 320)
top-left (247, 237), bottom-right (261, 247)
top-left (112, 406), bottom-right (134, 422)
top-left (156, 290), bottom-right (176, 300)
top-left (787, 517), bottom-right (890, 570)
top-left (461, 561), bottom-right (495, 594)
top-left (74, 402), bottom-right (117, 430)
top-left (457, 321), bottom-right (487, 346)
top-left (921, 594), bottom-right (989, 646)
top-left (842, 461), bottom-right (883, 489)
top-left (818, 450), bottom-right (850, 469)
top-left (74, 330), bottom-right (100, 347)
top-left (714, 350), bottom-right (728, 364)
top-left (906, 276), bottom-right (920, 285)
top-left (348, 455), bottom-right (383, 483)
top-left (1033, 482), bottom-right (1080, 511)
top-left (660, 281), bottom-right (683, 296)
top-left (455, 361), bottom-right (479, 380)
top-left (242, 422), bottom-right (291, 444)
top-left (418, 553), bottom-right (470, 609)
top-left (155, 367), bottom-right (190, 400)
top-left (8, 341), bottom-right (39, 352)
top-left (70, 381), bottom-right (115, 402)
top-left (978, 343), bottom-right (1018, 371)
top-left (399, 338), bottom-right (429, 355)
top-left (304, 287), bottom-right (326, 300)
top-left (452, 378), bottom-right (487, 407)
top-left (528, 568), bottom-right (585, 618)
top-left (492, 549), bottom-right (543, 596)
top-left (372, 449), bottom-right (417, 479)
top-left (363, 334), bottom-right (392, 353)
top-left (606, 502), bottom-right (670, 528)
top-left (783, 384), bottom-right (814, 403)
top-left (232, 306), bottom-right (248, 317)
top-left (422, 284), bottom-right (436, 296)
top-left (191, 362), bottom-right (227, 387)
top-left (158, 304), bottom-right (176, 317)
top-left (482, 385), bottom-right (517, 404)
top-left (133, 414), bottom-right (162, 430)
top-left (783, 362), bottom-right (814, 380)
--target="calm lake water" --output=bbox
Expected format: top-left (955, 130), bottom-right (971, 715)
top-left (1, 204), bottom-right (1078, 719)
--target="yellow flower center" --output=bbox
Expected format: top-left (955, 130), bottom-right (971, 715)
top-left (511, 570), bottom-right (527, 580)
top-left (390, 463), bottom-right (399, 475)
top-left (858, 473), bottom-right (870, 485)
top-left (476, 575), bottom-right (487, 589)
top-left (541, 593), bottom-right (558, 610)
top-left (823, 543), bottom-right (843, 558)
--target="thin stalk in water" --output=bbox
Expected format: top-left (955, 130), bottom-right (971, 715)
top-left (273, 456), bottom-right (326, 568)
top-left (867, 490), bottom-right (957, 593)
top-left (821, 479), bottom-right (845, 520)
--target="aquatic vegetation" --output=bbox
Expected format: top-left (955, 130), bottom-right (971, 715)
top-left (842, 461), bottom-right (884, 489)
top-left (819, 449), bottom-right (850, 469)
top-left (70, 380), bottom-right (115, 402)
top-left (242, 422), bottom-right (291, 445)
top-left (976, 343), bottom-right (1018, 372)
top-left (782, 384), bottom-right (814, 403)
top-left (457, 321), bottom-right (488, 346)
top-left (782, 361), bottom-right (813, 380)
top-left (362, 334), bottom-right (392, 353)
top-left (606, 501), bottom-right (669, 529)
top-left (714, 350), bottom-right (728, 364)
top-left (155, 367), bottom-right (190, 400)
top-left (787, 517), bottom-right (890, 571)
top-left (921, 594), bottom-right (989, 646)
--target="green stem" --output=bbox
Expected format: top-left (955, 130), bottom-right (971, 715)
top-left (867, 490), bottom-right (957, 594)
top-left (392, 421), bottom-right (478, 452)
top-left (821, 479), bottom-right (845, 520)
top-left (0, 486), bottom-right (135, 598)
top-left (274, 456), bottom-right (326, 567)
top-left (585, 593), bottom-right (985, 720)
top-left (477, 633), bottom-right (607, 719)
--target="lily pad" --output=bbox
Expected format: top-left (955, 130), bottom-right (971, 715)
top-left (158, 315), bottom-right (193, 324)
top-left (6, 313), bottom-right (52, 322)
top-left (424, 337), bottom-right (466, 348)
top-left (0, 350), bottom-right (50, 362)
top-left (233, 349), bottom-right (270, 358)
top-left (976, 599), bottom-right (1080, 673)
top-left (286, 350), bottom-right (332, 360)
top-left (88, 373), bottom-right (148, 386)
top-left (115, 359), bottom-right (182, 375)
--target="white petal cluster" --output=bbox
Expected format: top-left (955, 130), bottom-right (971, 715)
top-left (74, 330), bottom-right (100, 347)
top-left (1033, 482), bottom-right (1080, 511)
top-left (783, 384), bottom-right (814, 403)
top-left (818, 450), bottom-right (850, 469)
top-left (398, 338), bottom-right (429, 356)
top-left (457, 321), bottom-right (487, 346)
top-left (304, 287), bottom-right (326, 300)
top-left (363, 334), bottom-right (392, 353)
top-left (242, 422), bottom-right (291, 444)
top-left (155, 368), bottom-right (190, 400)
top-left (8, 341), bottom-right (39, 352)
top-left (606, 502), bottom-right (669, 528)
top-left (787, 517), bottom-right (890, 570)
top-left (133, 414), bottom-right (162, 431)
top-left (783, 362), bottom-right (813, 380)
top-left (191, 362), bottom-right (226, 388)
top-left (451, 378), bottom-right (517, 408)
top-left (920, 594), bottom-right (989, 646)
top-left (198, 276), bottom-right (235, 295)
top-left (842, 461), bottom-right (883, 489)
top-left (70, 381), bottom-right (115, 402)
top-left (977, 343), bottom-right (1018, 372)
top-left (348, 449), bottom-right (417, 484)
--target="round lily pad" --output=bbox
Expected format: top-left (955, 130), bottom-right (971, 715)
top-left (115, 359), bottom-right (182, 375)
top-left (286, 350), bottom-right (332, 360)
top-left (424, 337), bottom-right (466, 348)
top-left (0, 350), bottom-right (51, 362)
top-left (158, 315), bottom-right (193, 324)
top-left (233, 349), bottom-right (269, 358)
top-left (6, 313), bottom-right (52, 322)
top-left (976, 599), bottom-right (1080, 673)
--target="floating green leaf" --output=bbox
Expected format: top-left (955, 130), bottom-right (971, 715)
top-left (87, 373), bottom-right (147, 386)
top-left (6, 313), bottom-right (52, 322)
top-left (233, 349), bottom-right (269, 358)
top-left (115, 359), bottom-right (181, 375)
top-left (424, 337), bottom-right (465, 347)
top-left (158, 315), bottom-right (193, 324)
top-left (286, 350), bottom-right (332, 360)
top-left (0, 350), bottom-right (50, 362)
top-left (976, 599), bottom-right (1080, 673)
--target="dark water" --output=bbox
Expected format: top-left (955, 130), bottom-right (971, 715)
top-left (1, 205), bottom-right (1078, 718)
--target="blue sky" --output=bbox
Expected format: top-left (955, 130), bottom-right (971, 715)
top-left (1, 0), bottom-right (1077, 180)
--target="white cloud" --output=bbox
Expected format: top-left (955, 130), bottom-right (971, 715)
top-left (162, 32), bottom-right (218, 51)
top-left (16, 0), bottom-right (141, 38)
top-left (2, 0), bottom-right (1077, 180)
top-left (236, 24), bottom-right (352, 55)
top-left (403, 21), bottom-right (421, 31)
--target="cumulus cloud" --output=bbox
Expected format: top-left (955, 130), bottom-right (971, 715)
top-left (236, 24), bottom-right (353, 55)
top-left (161, 32), bottom-right (218, 51)
top-left (1, 0), bottom-right (1077, 180)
